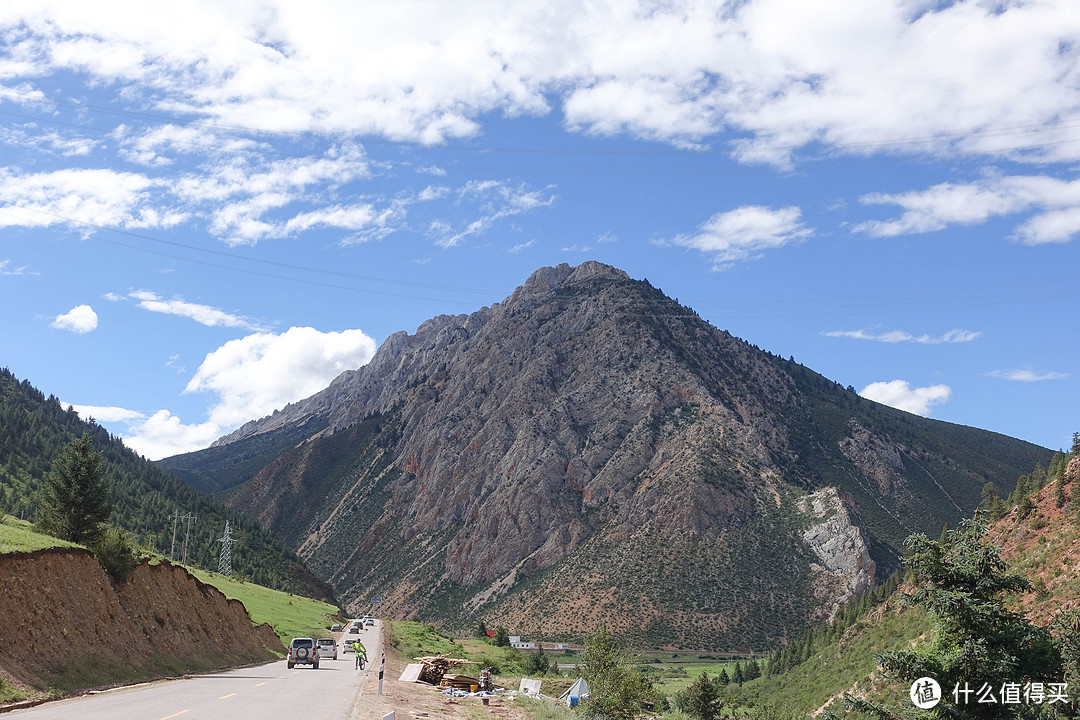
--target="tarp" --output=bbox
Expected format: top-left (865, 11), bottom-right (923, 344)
top-left (559, 677), bottom-right (589, 707)
top-left (519, 678), bottom-right (542, 696)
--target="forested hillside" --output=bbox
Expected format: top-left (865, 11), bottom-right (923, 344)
top-left (728, 447), bottom-right (1080, 716)
top-left (0, 368), bottom-right (333, 601)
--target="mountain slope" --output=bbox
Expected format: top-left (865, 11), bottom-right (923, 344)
top-left (0, 368), bottom-right (333, 601)
top-left (162, 262), bottom-right (1052, 648)
top-left (733, 453), bottom-right (1080, 716)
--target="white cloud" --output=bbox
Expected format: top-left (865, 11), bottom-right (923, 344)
top-left (0, 259), bottom-right (34, 275)
top-left (64, 403), bottom-right (145, 423)
top-left (1014, 206), bottom-right (1080, 245)
top-left (166, 354), bottom-right (186, 373)
top-left (986, 369), bottom-right (1068, 382)
top-left (129, 290), bottom-right (266, 330)
top-left (185, 326), bottom-right (377, 428)
top-left (3, 0), bottom-right (1080, 163)
top-left (669, 205), bottom-right (811, 269)
top-left (508, 240), bottom-right (536, 254)
top-left (0, 144), bottom-right (396, 246)
top-left (120, 410), bottom-right (222, 461)
top-left (428, 180), bottom-right (555, 248)
top-left (854, 175), bottom-right (1080, 243)
top-left (51, 304), bottom-right (98, 333)
top-left (115, 123), bottom-right (260, 166)
top-left (105, 326), bottom-right (379, 459)
top-left (172, 144), bottom-right (374, 246)
top-left (859, 379), bottom-right (951, 416)
top-left (824, 328), bottom-right (981, 344)
top-left (0, 124), bottom-right (96, 157)
top-left (418, 185), bottom-right (450, 201)
top-left (0, 168), bottom-right (165, 230)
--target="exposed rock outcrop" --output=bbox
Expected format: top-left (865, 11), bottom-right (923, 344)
top-left (838, 421), bottom-right (906, 496)
top-left (798, 487), bottom-right (877, 619)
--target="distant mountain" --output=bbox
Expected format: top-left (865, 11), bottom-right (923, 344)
top-left (160, 262), bottom-right (1051, 648)
top-left (0, 367), bottom-right (333, 602)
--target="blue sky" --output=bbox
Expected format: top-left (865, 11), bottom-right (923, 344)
top-left (1, 0), bottom-right (1077, 460)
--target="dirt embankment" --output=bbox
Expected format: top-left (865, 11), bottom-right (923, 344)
top-left (0, 548), bottom-right (281, 701)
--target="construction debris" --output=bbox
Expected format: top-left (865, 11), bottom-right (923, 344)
top-left (402, 655), bottom-right (495, 691)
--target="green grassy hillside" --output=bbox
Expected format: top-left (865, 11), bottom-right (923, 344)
top-left (186, 566), bottom-right (343, 648)
top-left (0, 514), bottom-right (79, 553)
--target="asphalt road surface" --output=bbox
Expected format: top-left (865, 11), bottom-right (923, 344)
top-left (8, 620), bottom-right (380, 720)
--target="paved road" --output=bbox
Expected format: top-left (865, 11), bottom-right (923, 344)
top-left (8, 621), bottom-right (380, 720)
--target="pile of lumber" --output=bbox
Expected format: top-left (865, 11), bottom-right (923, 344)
top-left (412, 655), bottom-right (479, 687)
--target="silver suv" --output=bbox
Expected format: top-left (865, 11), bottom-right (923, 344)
top-left (316, 637), bottom-right (338, 660)
top-left (287, 637), bottom-right (319, 669)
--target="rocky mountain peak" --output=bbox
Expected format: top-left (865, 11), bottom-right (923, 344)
top-left (165, 262), bottom-right (1053, 649)
top-left (521, 260), bottom-right (628, 291)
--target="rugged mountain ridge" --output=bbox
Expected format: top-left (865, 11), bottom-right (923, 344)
top-left (162, 262), bottom-right (1052, 648)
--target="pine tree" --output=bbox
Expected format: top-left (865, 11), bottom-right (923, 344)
top-left (676, 671), bottom-right (723, 720)
top-left (1055, 473), bottom-right (1068, 509)
top-left (860, 518), bottom-right (1062, 720)
top-left (580, 626), bottom-right (654, 720)
top-left (525, 647), bottom-right (550, 676)
top-left (732, 662), bottom-right (744, 686)
top-left (36, 432), bottom-right (111, 545)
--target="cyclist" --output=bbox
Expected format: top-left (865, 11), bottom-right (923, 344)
top-left (352, 639), bottom-right (368, 669)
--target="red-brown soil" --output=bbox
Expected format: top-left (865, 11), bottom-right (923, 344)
top-left (0, 548), bottom-right (281, 703)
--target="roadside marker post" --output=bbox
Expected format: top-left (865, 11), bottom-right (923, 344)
top-left (378, 653), bottom-right (385, 695)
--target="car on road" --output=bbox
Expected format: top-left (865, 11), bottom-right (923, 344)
top-left (316, 638), bottom-right (338, 660)
top-left (364, 616), bottom-right (374, 626)
top-left (287, 637), bottom-right (319, 669)
top-left (331, 623), bottom-right (342, 632)
top-left (348, 625), bottom-right (360, 634)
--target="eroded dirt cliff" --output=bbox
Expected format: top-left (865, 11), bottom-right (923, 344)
top-left (0, 548), bottom-right (281, 700)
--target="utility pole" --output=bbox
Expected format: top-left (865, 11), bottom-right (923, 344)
top-left (218, 521), bottom-right (233, 576)
top-left (181, 513), bottom-right (197, 566)
top-left (169, 509), bottom-right (181, 561)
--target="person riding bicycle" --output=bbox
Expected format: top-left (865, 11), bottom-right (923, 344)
top-left (352, 639), bottom-right (367, 669)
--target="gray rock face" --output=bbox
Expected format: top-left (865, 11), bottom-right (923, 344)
top-left (193, 262), bottom-right (1051, 648)
top-left (838, 420), bottom-right (906, 496)
top-left (798, 487), bottom-right (877, 619)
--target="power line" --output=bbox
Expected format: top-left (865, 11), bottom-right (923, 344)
top-left (0, 205), bottom-right (498, 302)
